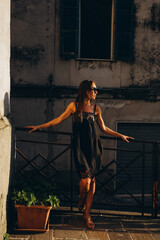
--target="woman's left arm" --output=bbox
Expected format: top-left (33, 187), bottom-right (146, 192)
top-left (96, 105), bottom-right (134, 143)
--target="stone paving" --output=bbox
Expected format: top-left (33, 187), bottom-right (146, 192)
top-left (9, 211), bottom-right (160, 240)
top-left (51, 212), bottom-right (160, 240)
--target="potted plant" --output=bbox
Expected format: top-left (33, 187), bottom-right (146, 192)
top-left (12, 177), bottom-right (60, 232)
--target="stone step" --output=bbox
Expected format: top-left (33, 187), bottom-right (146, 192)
top-left (9, 235), bottom-right (30, 240)
top-left (9, 230), bottom-right (54, 240)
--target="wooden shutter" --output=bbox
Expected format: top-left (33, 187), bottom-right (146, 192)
top-left (115, 0), bottom-right (134, 61)
top-left (60, 0), bottom-right (79, 59)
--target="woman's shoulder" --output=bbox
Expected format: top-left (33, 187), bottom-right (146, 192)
top-left (68, 101), bottom-right (77, 114)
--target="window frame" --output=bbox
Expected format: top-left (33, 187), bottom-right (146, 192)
top-left (60, 0), bottom-right (134, 62)
top-left (78, 0), bottom-right (115, 61)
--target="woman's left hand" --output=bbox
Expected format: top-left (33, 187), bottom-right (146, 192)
top-left (121, 135), bottom-right (134, 143)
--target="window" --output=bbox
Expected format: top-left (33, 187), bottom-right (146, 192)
top-left (60, 0), bottom-right (134, 61)
top-left (80, 0), bottom-right (112, 59)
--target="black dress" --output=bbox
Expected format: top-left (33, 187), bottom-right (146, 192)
top-left (72, 105), bottom-right (103, 179)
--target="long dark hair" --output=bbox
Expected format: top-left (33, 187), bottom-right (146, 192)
top-left (75, 80), bottom-right (94, 121)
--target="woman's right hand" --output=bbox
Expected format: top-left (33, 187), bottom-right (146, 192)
top-left (25, 126), bottom-right (39, 133)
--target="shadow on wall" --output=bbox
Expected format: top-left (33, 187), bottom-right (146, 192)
top-left (4, 92), bottom-right (10, 116)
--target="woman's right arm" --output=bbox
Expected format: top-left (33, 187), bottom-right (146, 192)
top-left (25, 102), bottom-right (76, 133)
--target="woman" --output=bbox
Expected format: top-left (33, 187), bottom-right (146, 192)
top-left (26, 80), bottom-right (133, 229)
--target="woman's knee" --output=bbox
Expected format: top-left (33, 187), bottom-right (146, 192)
top-left (79, 178), bottom-right (91, 193)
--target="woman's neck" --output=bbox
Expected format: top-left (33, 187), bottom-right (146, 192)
top-left (83, 99), bottom-right (90, 107)
top-left (82, 100), bottom-right (94, 113)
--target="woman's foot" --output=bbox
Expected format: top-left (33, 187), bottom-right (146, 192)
top-left (83, 213), bottom-right (95, 229)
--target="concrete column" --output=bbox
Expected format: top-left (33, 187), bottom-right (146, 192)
top-left (0, 0), bottom-right (11, 239)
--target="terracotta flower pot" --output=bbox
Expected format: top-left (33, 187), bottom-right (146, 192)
top-left (15, 204), bottom-right (52, 231)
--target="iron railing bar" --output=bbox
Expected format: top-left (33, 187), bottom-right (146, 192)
top-left (49, 146), bottom-right (71, 164)
top-left (16, 139), bottom-right (71, 146)
top-left (141, 143), bottom-right (145, 216)
top-left (17, 150), bottom-right (62, 180)
top-left (37, 148), bottom-right (70, 171)
top-left (103, 147), bottom-right (152, 154)
top-left (96, 168), bottom-right (141, 206)
top-left (16, 147), bottom-right (72, 201)
top-left (16, 148), bottom-right (48, 178)
top-left (96, 153), bottom-right (142, 192)
top-left (70, 136), bottom-right (73, 211)
top-left (18, 155), bottom-right (41, 172)
top-left (18, 170), bottom-right (48, 181)
top-left (18, 170), bottom-right (28, 178)
top-left (152, 142), bottom-right (159, 217)
top-left (103, 168), bottom-right (142, 206)
top-left (96, 153), bottom-right (142, 195)
top-left (115, 162), bottom-right (132, 178)
top-left (101, 135), bottom-right (160, 144)
top-left (17, 151), bottom-right (58, 174)
top-left (103, 147), bottom-right (142, 153)
top-left (96, 176), bottom-right (113, 192)
top-left (37, 153), bottom-right (59, 172)
top-left (115, 153), bottom-right (143, 179)
top-left (16, 147), bottom-right (30, 162)
top-left (15, 127), bottom-right (160, 144)
top-left (98, 165), bottom-right (131, 189)
top-left (96, 165), bottom-right (132, 193)
top-left (96, 160), bottom-right (115, 176)
top-left (15, 127), bottom-right (73, 136)
top-left (22, 166), bottom-right (47, 178)
top-left (17, 152), bottom-right (50, 173)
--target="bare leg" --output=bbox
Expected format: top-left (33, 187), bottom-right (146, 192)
top-left (83, 178), bottom-right (96, 229)
top-left (78, 177), bottom-right (91, 212)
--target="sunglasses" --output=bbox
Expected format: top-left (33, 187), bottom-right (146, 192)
top-left (90, 87), bottom-right (98, 93)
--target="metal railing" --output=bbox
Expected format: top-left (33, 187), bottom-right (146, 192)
top-left (14, 127), bottom-right (159, 217)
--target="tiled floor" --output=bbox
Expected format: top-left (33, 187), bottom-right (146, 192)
top-left (51, 212), bottom-right (160, 240)
top-left (9, 212), bottom-right (160, 240)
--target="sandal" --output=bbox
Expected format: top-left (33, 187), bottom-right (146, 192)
top-left (83, 214), bottom-right (95, 230)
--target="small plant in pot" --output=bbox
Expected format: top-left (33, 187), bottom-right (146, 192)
top-left (12, 177), bottom-right (60, 232)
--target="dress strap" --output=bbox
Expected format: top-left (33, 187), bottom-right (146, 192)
top-left (75, 102), bottom-right (78, 111)
top-left (94, 104), bottom-right (96, 114)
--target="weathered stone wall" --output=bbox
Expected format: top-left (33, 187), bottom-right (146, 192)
top-left (0, 0), bottom-right (11, 239)
top-left (11, 0), bottom-right (55, 86)
top-left (54, 0), bottom-right (160, 87)
top-left (11, 0), bottom-right (160, 88)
